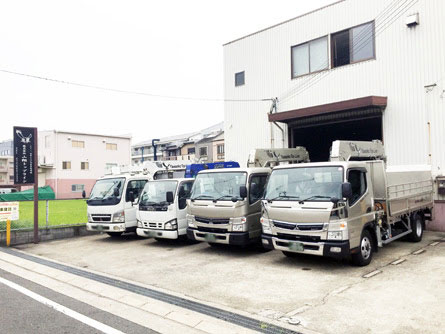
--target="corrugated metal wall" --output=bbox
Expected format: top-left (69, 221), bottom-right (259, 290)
top-left (224, 0), bottom-right (445, 181)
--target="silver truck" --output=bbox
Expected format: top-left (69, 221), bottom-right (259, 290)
top-left (186, 148), bottom-right (309, 247)
top-left (261, 140), bottom-right (434, 266)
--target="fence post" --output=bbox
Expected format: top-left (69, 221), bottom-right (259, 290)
top-left (46, 200), bottom-right (49, 229)
top-left (6, 219), bottom-right (11, 247)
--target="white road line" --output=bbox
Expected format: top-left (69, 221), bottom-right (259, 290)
top-left (0, 276), bottom-right (126, 334)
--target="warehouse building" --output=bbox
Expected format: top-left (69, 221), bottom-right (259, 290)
top-left (223, 0), bottom-right (445, 229)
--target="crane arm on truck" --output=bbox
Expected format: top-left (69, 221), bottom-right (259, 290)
top-left (330, 140), bottom-right (386, 162)
top-left (247, 147), bottom-right (310, 168)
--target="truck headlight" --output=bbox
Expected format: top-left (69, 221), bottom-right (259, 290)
top-left (113, 211), bottom-right (125, 223)
top-left (186, 214), bottom-right (195, 228)
top-left (87, 213), bottom-right (92, 222)
top-left (261, 217), bottom-right (272, 234)
top-left (137, 219), bottom-right (142, 228)
top-left (327, 222), bottom-right (348, 240)
top-left (230, 217), bottom-right (246, 232)
top-left (164, 219), bottom-right (177, 230)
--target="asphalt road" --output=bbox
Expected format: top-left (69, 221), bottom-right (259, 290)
top-left (0, 268), bottom-right (158, 334)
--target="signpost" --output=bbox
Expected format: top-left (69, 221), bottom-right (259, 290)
top-left (0, 202), bottom-right (19, 247)
top-left (13, 126), bottom-right (39, 243)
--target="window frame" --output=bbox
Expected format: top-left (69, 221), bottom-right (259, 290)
top-left (291, 35), bottom-right (329, 79)
top-left (199, 146), bottom-right (208, 157)
top-left (331, 21), bottom-right (376, 69)
top-left (62, 161), bottom-right (71, 170)
top-left (81, 161), bottom-right (89, 170)
top-left (248, 173), bottom-right (269, 205)
top-left (106, 143), bottom-right (118, 151)
top-left (71, 184), bottom-right (85, 192)
top-left (72, 140), bottom-right (85, 148)
top-left (125, 179), bottom-right (148, 203)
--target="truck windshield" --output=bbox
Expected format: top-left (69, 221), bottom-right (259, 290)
top-left (264, 166), bottom-right (343, 201)
top-left (140, 180), bottom-right (178, 206)
top-left (87, 177), bottom-right (125, 206)
top-left (191, 172), bottom-right (247, 200)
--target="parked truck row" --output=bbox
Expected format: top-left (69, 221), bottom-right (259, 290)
top-left (86, 141), bottom-right (434, 266)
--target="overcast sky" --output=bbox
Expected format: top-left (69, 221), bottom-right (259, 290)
top-left (0, 0), bottom-right (336, 144)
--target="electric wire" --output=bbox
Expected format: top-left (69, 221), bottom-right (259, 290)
top-left (0, 68), bottom-right (270, 103)
top-left (278, 0), bottom-right (418, 104)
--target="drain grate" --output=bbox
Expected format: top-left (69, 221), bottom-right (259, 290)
top-left (1, 248), bottom-right (301, 334)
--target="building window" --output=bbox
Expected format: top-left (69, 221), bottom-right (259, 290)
top-left (72, 140), bottom-right (85, 148)
top-left (235, 71), bottom-right (245, 87)
top-left (62, 161), bottom-right (71, 170)
top-left (217, 144), bottom-right (225, 155)
top-left (199, 147), bottom-right (208, 156)
top-left (291, 36), bottom-right (328, 78)
top-left (106, 143), bottom-right (117, 150)
top-left (81, 162), bottom-right (89, 170)
top-left (332, 21), bottom-right (375, 68)
top-left (9, 175), bottom-right (14, 181)
top-left (187, 147), bottom-right (195, 154)
top-left (71, 184), bottom-right (85, 192)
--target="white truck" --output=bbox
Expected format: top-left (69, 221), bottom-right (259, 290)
top-left (136, 178), bottom-right (194, 240)
top-left (186, 148), bottom-right (310, 247)
top-left (85, 161), bottom-right (190, 237)
top-left (261, 140), bottom-right (434, 265)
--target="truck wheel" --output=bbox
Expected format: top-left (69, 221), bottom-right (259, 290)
top-left (282, 251), bottom-right (299, 258)
top-left (107, 232), bottom-right (123, 238)
top-left (351, 230), bottom-right (373, 266)
top-left (409, 214), bottom-right (423, 242)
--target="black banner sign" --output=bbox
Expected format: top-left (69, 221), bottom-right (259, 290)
top-left (13, 126), bottom-right (37, 185)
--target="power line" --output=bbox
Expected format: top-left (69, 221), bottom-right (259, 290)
top-left (278, 0), bottom-right (418, 104)
top-left (0, 68), bottom-right (270, 103)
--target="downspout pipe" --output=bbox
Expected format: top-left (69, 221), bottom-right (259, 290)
top-left (269, 98), bottom-right (285, 148)
top-left (152, 139), bottom-right (160, 161)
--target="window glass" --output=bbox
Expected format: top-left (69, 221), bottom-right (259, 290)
top-left (72, 140), bottom-right (85, 148)
top-left (126, 180), bottom-right (147, 202)
top-left (71, 184), bottom-right (84, 192)
top-left (106, 143), bottom-right (117, 150)
top-left (292, 43), bottom-right (309, 77)
top-left (140, 180), bottom-right (177, 205)
top-left (332, 30), bottom-right (350, 67)
top-left (348, 170), bottom-right (367, 204)
top-left (309, 37), bottom-right (328, 72)
top-left (249, 174), bottom-right (268, 204)
top-left (235, 71), bottom-right (245, 86)
top-left (191, 172), bottom-right (247, 200)
top-left (217, 144), bottom-right (225, 154)
top-left (352, 22), bottom-right (374, 62)
top-left (62, 161), bottom-right (71, 170)
top-left (81, 162), bottom-right (89, 170)
top-left (199, 147), bottom-right (208, 156)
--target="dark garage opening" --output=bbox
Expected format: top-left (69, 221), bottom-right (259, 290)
top-left (290, 116), bottom-right (383, 162)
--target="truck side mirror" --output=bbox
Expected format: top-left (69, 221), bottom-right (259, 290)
top-left (82, 190), bottom-right (86, 199)
top-left (128, 191), bottom-right (135, 203)
top-left (113, 187), bottom-right (120, 197)
top-left (342, 182), bottom-right (353, 200)
top-left (239, 185), bottom-right (247, 199)
top-left (166, 191), bottom-right (174, 203)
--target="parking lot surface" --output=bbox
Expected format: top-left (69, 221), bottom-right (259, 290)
top-left (16, 230), bottom-right (445, 334)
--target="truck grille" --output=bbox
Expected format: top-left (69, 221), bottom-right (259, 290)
top-left (197, 226), bottom-right (228, 233)
top-left (91, 214), bottom-right (111, 222)
top-left (273, 221), bottom-right (324, 231)
top-left (195, 216), bottom-right (230, 224)
top-left (141, 221), bottom-right (163, 229)
top-left (277, 233), bottom-right (321, 243)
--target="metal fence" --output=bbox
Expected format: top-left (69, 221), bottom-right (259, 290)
top-left (0, 199), bottom-right (87, 232)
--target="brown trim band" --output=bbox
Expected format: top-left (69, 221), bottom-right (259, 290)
top-left (269, 96), bottom-right (387, 123)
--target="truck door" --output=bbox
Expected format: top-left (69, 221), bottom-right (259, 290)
top-left (346, 169), bottom-right (374, 249)
top-left (247, 174), bottom-right (269, 238)
top-left (177, 180), bottom-right (194, 234)
top-left (124, 179), bottom-right (148, 228)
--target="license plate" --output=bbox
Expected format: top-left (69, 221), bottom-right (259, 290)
top-left (288, 241), bottom-right (303, 252)
top-left (145, 231), bottom-right (157, 237)
top-left (205, 234), bottom-right (216, 242)
top-left (97, 225), bottom-right (103, 231)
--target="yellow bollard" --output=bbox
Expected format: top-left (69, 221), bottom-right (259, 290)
top-left (6, 219), bottom-right (11, 247)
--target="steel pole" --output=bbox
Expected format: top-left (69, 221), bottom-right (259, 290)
top-left (33, 128), bottom-right (39, 244)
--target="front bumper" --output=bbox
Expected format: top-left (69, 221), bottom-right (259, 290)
top-left (136, 228), bottom-right (178, 239)
top-left (86, 222), bottom-right (126, 232)
top-left (187, 227), bottom-right (254, 246)
top-left (261, 234), bottom-right (350, 259)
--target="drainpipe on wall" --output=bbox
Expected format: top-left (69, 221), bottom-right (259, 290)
top-left (152, 139), bottom-right (160, 161)
top-left (269, 98), bottom-right (285, 148)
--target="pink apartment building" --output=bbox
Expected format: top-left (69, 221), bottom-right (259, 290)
top-left (38, 130), bottom-right (131, 199)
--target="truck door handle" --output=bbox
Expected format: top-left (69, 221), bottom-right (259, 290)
top-left (366, 207), bottom-right (372, 213)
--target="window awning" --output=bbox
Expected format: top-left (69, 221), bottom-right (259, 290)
top-left (268, 96), bottom-right (387, 124)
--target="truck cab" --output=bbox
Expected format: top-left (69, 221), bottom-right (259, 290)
top-left (186, 168), bottom-right (270, 246)
top-left (86, 174), bottom-right (148, 237)
top-left (136, 178), bottom-right (194, 240)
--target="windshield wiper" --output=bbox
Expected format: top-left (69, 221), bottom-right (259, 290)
top-left (213, 195), bottom-right (237, 202)
top-left (267, 195), bottom-right (300, 203)
top-left (301, 195), bottom-right (332, 202)
top-left (191, 195), bottom-right (214, 201)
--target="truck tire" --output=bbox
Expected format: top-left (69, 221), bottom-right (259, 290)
top-left (409, 214), bottom-right (423, 242)
top-left (351, 229), bottom-right (373, 266)
top-left (107, 232), bottom-right (123, 238)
